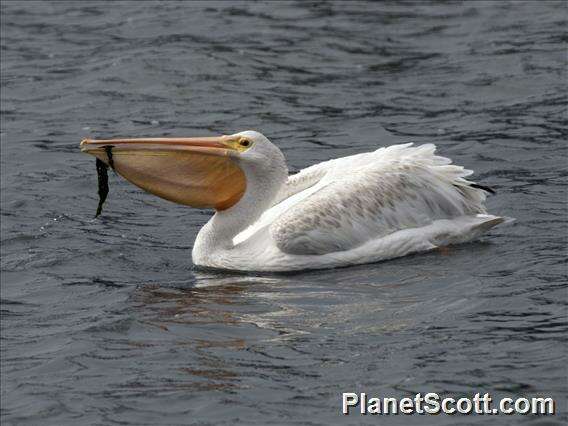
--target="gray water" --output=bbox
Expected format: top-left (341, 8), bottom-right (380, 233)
top-left (1, 1), bottom-right (567, 425)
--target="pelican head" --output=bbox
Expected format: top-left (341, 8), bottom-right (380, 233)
top-left (80, 130), bottom-right (286, 211)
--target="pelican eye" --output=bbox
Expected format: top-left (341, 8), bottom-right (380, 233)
top-left (239, 139), bottom-right (251, 147)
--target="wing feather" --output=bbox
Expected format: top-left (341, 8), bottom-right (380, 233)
top-left (269, 144), bottom-right (487, 255)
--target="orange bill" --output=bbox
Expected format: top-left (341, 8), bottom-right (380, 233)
top-left (80, 136), bottom-right (246, 210)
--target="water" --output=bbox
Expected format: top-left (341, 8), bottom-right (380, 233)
top-left (1, 1), bottom-right (566, 424)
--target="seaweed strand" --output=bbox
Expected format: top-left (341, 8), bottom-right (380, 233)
top-left (104, 145), bottom-right (115, 170)
top-left (94, 145), bottom-right (115, 217)
top-left (95, 158), bottom-right (109, 217)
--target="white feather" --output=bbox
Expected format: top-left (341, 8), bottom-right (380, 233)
top-left (193, 133), bottom-right (506, 272)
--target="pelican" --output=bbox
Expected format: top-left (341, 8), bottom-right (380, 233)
top-left (80, 131), bottom-right (505, 272)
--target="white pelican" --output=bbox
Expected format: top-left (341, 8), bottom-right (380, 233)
top-left (81, 131), bottom-right (504, 272)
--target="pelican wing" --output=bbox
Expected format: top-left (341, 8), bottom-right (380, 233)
top-left (269, 143), bottom-right (488, 255)
top-left (274, 147), bottom-right (394, 204)
top-left (233, 150), bottom-right (385, 245)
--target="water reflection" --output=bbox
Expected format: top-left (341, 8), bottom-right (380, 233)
top-left (130, 263), bottom-right (430, 356)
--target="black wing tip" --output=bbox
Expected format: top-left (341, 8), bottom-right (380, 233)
top-left (469, 183), bottom-right (496, 195)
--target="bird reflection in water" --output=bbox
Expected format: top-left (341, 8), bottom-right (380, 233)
top-left (129, 273), bottom-right (285, 392)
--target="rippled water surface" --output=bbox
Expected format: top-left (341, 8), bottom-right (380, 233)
top-left (1, 1), bottom-right (567, 425)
